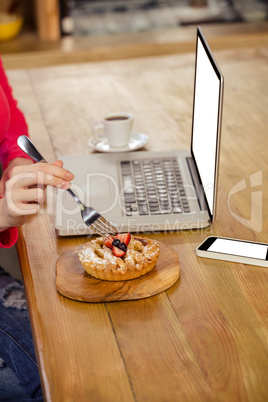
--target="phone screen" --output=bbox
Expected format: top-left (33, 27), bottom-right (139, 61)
top-left (208, 238), bottom-right (268, 260)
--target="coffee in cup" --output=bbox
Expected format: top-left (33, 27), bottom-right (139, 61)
top-left (94, 112), bottom-right (133, 148)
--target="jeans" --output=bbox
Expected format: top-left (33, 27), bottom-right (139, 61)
top-left (0, 267), bottom-right (43, 401)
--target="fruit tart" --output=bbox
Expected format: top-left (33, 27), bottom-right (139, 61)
top-left (78, 233), bottom-right (160, 281)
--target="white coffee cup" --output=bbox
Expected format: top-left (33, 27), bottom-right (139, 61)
top-left (94, 112), bottom-right (133, 148)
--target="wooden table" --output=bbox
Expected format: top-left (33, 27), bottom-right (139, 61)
top-left (7, 37), bottom-right (268, 401)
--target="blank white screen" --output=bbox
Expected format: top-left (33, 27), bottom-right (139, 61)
top-left (192, 36), bottom-right (221, 214)
top-left (209, 238), bottom-right (267, 260)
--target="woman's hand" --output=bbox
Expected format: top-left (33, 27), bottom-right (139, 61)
top-left (0, 158), bottom-right (33, 197)
top-left (0, 160), bottom-right (74, 231)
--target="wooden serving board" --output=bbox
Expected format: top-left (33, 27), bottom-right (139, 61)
top-left (56, 241), bottom-right (180, 302)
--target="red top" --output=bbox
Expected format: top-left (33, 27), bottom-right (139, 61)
top-left (0, 55), bottom-right (31, 248)
top-left (0, 211), bottom-right (18, 248)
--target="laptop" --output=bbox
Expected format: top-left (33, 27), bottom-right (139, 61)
top-left (55, 26), bottom-right (224, 236)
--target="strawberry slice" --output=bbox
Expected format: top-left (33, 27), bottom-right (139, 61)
top-left (112, 233), bottom-right (131, 257)
top-left (116, 233), bottom-right (131, 245)
top-left (112, 246), bottom-right (126, 258)
top-left (103, 235), bottom-right (114, 250)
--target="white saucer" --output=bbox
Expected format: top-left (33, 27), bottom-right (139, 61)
top-left (88, 132), bottom-right (148, 153)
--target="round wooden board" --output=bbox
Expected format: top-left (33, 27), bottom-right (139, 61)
top-left (56, 241), bottom-right (180, 302)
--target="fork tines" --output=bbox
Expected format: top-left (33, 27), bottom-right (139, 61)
top-left (91, 216), bottom-right (117, 238)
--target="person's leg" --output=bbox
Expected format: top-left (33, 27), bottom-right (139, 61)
top-left (0, 358), bottom-right (30, 402)
top-left (0, 267), bottom-right (43, 401)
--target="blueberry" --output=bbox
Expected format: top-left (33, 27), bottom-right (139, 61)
top-left (112, 239), bottom-right (121, 247)
top-left (119, 242), bottom-right (127, 252)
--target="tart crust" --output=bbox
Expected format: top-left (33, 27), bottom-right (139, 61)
top-left (78, 235), bottom-right (160, 281)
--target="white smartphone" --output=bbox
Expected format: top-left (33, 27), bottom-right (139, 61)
top-left (196, 236), bottom-right (268, 268)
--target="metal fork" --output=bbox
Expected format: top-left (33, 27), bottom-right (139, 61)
top-left (17, 135), bottom-right (117, 238)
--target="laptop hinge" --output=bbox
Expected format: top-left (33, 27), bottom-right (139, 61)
top-left (186, 157), bottom-right (207, 212)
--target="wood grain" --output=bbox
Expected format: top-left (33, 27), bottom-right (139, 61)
top-left (9, 33), bottom-right (268, 402)
top-left (56, 241), bottom-right (180, 302)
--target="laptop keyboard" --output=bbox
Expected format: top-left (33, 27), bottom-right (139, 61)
top-left (120, 158), bottom-right (190, 216)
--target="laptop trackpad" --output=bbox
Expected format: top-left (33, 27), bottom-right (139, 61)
top-left (59, 174), bottom-right (113, 221)
top-left (86, 174), bottom-right (115, 213)
top-left (88, 175), bottom-right (111, 198)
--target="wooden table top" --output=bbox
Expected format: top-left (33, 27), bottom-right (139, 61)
top-left (7, 36), bottom-right (268, 401)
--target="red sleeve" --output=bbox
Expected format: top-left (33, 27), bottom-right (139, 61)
top-left (0, 196), bottom-right (18, 248)
top-left (0, 226), bottom-right (18, 248)
top-left (0, 56), bottom-right (31, 169)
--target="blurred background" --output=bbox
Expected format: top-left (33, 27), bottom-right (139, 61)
top-left (0, 0), bottom-right (267, 44)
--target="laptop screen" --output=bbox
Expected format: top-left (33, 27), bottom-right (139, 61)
top-left (191, 27), bottom-right (223, 221)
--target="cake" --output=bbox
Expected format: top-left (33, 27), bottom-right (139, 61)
top-left (78, 234), bottom-right (160, 281)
